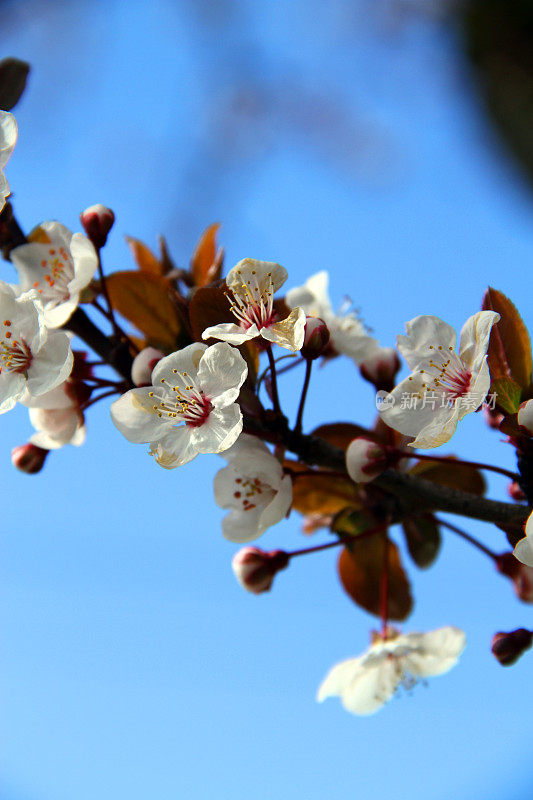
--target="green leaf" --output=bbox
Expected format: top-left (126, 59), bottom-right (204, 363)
top-left (491, 376), bottom-right (523, 414)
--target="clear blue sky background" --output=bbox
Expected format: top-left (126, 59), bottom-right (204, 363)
top-left (2, 2), bottom-right (532, 799)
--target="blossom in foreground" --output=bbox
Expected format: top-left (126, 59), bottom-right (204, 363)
top-left (23, 382), bottom-right (85, 449)
top-left (11, 221), bottom-right (98, 328)
top-left (202, 258), bottom-right (306, 351)
top-left (0, 283), bottom-right (73, 413)
top-left (513, 511), bottom-right (533, 568)
top-left (214, 434), bottom-right (292, 541)
top-left (0, 110), bottom-right (17, 212)
top-left (379, 311), bottom-right (500, 449)
top-left (111, 342), bottom-right (248, 468)
top-left (317, 626), bottom-right (466, 715)
top-left (286, 270), bottom-right (379, 364)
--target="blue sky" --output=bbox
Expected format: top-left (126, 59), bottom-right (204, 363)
top-left (2, 2), bottom-right (533, 799)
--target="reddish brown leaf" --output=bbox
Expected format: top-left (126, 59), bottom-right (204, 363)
top-left (312, 423), bottom-right (374, 450)
top-left (189, 285), bottom-right (233, 342)
top-left (106, 271), bottom-right (182, 350)
top-left (126, 236), bottom-right (164, 276)
top-left (338, 537), bottom-right (413, 621)
top-left (191, 223), bottom-right (222, 287)
top-left (410, 457), bottom-right (486, 496)
top-left (288, 464), bottom-right (363, 515)
top-left (483, 288), bottom-right (532, 390)
top-left (402, 515), bottom-right (441, 569)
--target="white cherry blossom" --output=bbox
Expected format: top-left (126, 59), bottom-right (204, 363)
top-left (286, 270), bottom-right (379, 364)
top-left (202, 258), bottom-right (306, 351)
top-left (11, 221), bottom-right (98, 328)
top-left (379, 311), bottom-right (500, 449)
top-left (111, 342), bottom-right (248, 468)
top-left (513, 511), bottom-right (533, 568)
top-left (213, 434), bottom-right (293, 542)
top-left (0, 111), bottom-right (17, 212)
top-left (23, 382), bottom-right (85, 449)
top-left (317, 626), bottom-right (466, 716)
top-left (0, 282), bottom-right (73, 413)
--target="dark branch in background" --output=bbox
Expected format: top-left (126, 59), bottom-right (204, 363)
top-left (66, 309), bottom-right (134, 385)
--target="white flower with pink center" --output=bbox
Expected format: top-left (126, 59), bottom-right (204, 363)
top-left (379, 311), bottom-right (500, 449)
top-left (0, 111), bottom-right (17, 212)
top-left (286, 270), bottom-right (379, 364)
top-left (317, 626), bottom-right (466, 716)
top-left (202, 258), bottom-right (306, 351)
top-left (23, 382), bottom-right (85, 449)
top-left (0, 282), bottom-right (73, 413)
top-left (214, 434), bottom-right (293, 542)
top-left (11, 221), bottom-right (98, 328)
top-left (110, 342), bottom-right (248, 468)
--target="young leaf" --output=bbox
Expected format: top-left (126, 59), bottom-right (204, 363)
top-left (287, 462), bottom-right (363, 515)
top-left (189, 285), bottom-right (233, 342)
top-left (312, 423), bottom-right (374, 449)
top-left (491, 376), bottom-right (523, 415)
top-left (410, 457), bottom-right (486, 496)
top-left (483, 288), bottom-right (532, 389)
top-left (338, 537), bottom-right (413, 621)
top-left (402, 515), bottom-right (441, 569)
top-left (191, 223), bottom-right (222, 287)
top-left (126, 236), bottom-right (164, 276)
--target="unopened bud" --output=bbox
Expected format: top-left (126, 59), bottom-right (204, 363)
top-left (359, 347), bottom-right (401, 392)
top-left (346, 437), bottom-right (388, 483)
top-left (301, 317), bottom-right (330, 360)
top-left (483, 404), bottom-right (504, 430)
top-left (491, 628), bottom-right (533, 666)
top-left (518, 400), bottom-right (533, 436)
top-left (131, 347), bottom-right (164, 386)
top-left (11, 443), bottom-right (49, 474)
top-left (508, 481), bottom-right (526, 502)
top-left (496, 552), bottom-right (533, 603)
top-left (80, 204), bottom-right (115, 249)
top-left (231, 547), bottom-right (289, 594)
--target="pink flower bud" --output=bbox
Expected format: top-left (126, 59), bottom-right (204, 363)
top-left (483, 404), bottom-right (504, 430)
top-left (518, 400), bottom-right (533, 436)
top-left (301, 317), bottom-right (330, 360)
top-left (11, 443), bottom-right (49, 474)
top-left (346, 437), bottom-right (388, 483)
top-left (231, 547), bottom-right (289, 594)
top-left (131, 347), bottom-right (164, 386)
top-left (80, 204), bottom-right (115, 248)
top-left (496, 552), bottom-right (533, 603)
top-left (508, 481), bottom-right (526, 502)
top-left (491, 628), bottom-right (533, 666)
top-left (359, 347), bottom-right (400, 392)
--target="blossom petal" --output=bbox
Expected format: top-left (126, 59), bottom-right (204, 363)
top-left (202, 322), bottom-right (259, 346)
top-left (152, 426), bottom-right (198, 468)
top-left (514, 514), bottom-right (533, 567)
top-left (191, 403), bottom-right (243, 454)
top-left (458, 311), bottom-right (499, 372)
top-left (26, 331), bottom-right (73, 397)
top-left (196, 341), bottom-right (248, 407)
top-left (151, 342), bottom-right (207, 386)
top-left (227, 258), bottom-right (287, 295)
top-left (0, 372), bottom-right (24, 413)
top-left (261, 307), bottom-right (306, 351)
top-left (409, 403), bottom-right (461, 449)
top-left (317, 654), bottom-right (401, 715)
top-left (0, 110), bottom-right (17, 167)
top-left (401, 627), bottom-right (466, 677)
top-left (110, 387), bottom-right (172, 443)
top-left (258, 474), bottom-right (292, 532)
top-left (380, 372), bottom-right (450, 437)
top-left (286, 270), bottom-right (331, 316)
top-left (67, 233), bottom-right (98, 295)
top-left (221, 508), bottom-right (265, 542)
top-left (398, 316), bottom-right (457, 371)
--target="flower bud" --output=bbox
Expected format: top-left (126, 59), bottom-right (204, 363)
top-left (518, 399), bottom-right (533, 436)
top-left (346, 437), bottom-right (388, 483)
top-left (507, 481), bottom-right (526, 502)
top-left (231, 547), bottom-right (289, 594)
top-left (496, 552), bottom-right (533, 603)
top-left (11, 443), bottom-right (49, 474)
top-left (491, 628), bottom-right (533, 666)
top-left (483, 404), bottom-right (504, 430)
top-left (80, 204), bottom-right (115, 249)
top-left (359, 347), bottom-right (401, 392)
top-left (301, 316), bottom-right (330, 360)
top-left (131, 347), bottom-right (164, 386)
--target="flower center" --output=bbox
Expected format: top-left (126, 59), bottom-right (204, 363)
top-left (226, 268), bottom-right (278, 331)
top-left (422, 345), bottom-right (471, 401)
top-left (33, 246), bottom-right (74, 302)
top-left (233, 475), bottom-right (275, 512)
top-left (149, 369), bottom-right (212, 428)
top-left (0, 319), bottom-right (32, 376)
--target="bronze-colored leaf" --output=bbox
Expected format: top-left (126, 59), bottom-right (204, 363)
top-left (106, 271), bottom-right (182, 351)
top-left (491, 376), bottom-right (523, 414)
top-left (189, 285), bottom-right (233, 342)
top-left (483, 287), bottom-right (532, 389)
top-left (331, 507), bottom-right (380, 538)
top-left (0, 57), bottom-right (30, 111)
top-left (287, 463), bottom-right (363, 515)
top-left (338, 536), bottom-right (413, 621)
top-left (410, 456), bottom-right (486, 496)
top-left (126, 236), bottom-right (164, 276)
top-left (191, 223), bottom-right (222, 287)
top-left (402, 515), bottom-right (441, 569)
top-left (312, 423), bottom-right (374, 450)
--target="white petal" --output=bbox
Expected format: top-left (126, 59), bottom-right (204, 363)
top-left (226, 258), bottom-right (287, 294)
top-left (221, 508), bottom-right (264, 543)
top-left (26, 331), bottom-right (73, 397)
top-left (317, 652), bottom-right (401, 715)
top-left (398, 316), bottom-right (457, 371)
top-left (152, 426), bottom-right (198, 468)
top-left (401, 627), bottom-right (466, 677)
top-left (197, 341), bottom-right (248, 407)
top-left (514, 519), bottom-right (533, 567)
top-left (40, 220), bottom-right (73, 248)
top-left (151, 342), bottom-right (207, 386)
top-left (286, 271), bottom-right (331, 316)
top-left (213, 463), bottom-right (240, 508)
top-left (0, 111), bottom-right (17, 166)
top-left (379, 372), bottom-right (449, 437)
top-left (110, 387), bottom-right (171, 443)
top-left (21, 383), bottom-right (72, 409)
top-left (68, 233), bottom-right (98, 294)
top-left (190, 403), bottom-right (243, 454)
top-left (409, 403), bottom-right (461, 449)
top-left (202, 322), bottom-right (259, 346)
top-left (258, 474), bottom-right (292, 532)
top-left (458, 311), bottom-right (499, 371)
top-left (0, 372), bottom-right (25, 413)
top-left (261, 307), bottom-right (306, 351)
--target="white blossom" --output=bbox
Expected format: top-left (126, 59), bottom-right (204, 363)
top-left (23, 382), bottom-right (85, 449)
top-left (317, 626), bottom-right (466, 715)
top-left (0, 282), bottom-right (73, 413)
top-left (286, 270), bottom-right (379, 364)
top-left (513, 511), bottom-right (533, 568)
top-left (379, 311), bottom-right (500, 449)
top-left (111, 342), bottom-right (248, 468)
top-left (11, 221), bottom-right (98, 328)
top-left (0, 111), bottom-right (17, 213)
top-left (202, 258), bottom-right (306, 351)
top-left (214, 434), bottom-right (292, 542)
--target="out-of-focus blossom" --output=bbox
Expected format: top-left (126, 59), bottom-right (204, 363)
top-left (360, 346), bottom-right (400, 392)
top-left (231, 546), bottom-right (289, 593)
top-left (131, 346), bottom-right (164, 386)
top-left (379, 312), bottom-right (500, 449)
top-left (203, 258), bottom-right (305, 351)
top-left (111, 342), bottom-right (247, 468)
top-left (513, 511), bottom-right (533, 568)
top-left (24, 382), bottom-right (85, 449)
top-left (0, 111), bottom-right (17, 213)
top-left (11, 221), bottom-right (98, 328)
top-left (317, 626), bottom-right (466, 715)
top-left (346, 437), bottom-right (388, 483)
top-left (518, 399), bottom-right (533, 436)
top-left (214, 434), bottom-right (292, 542)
